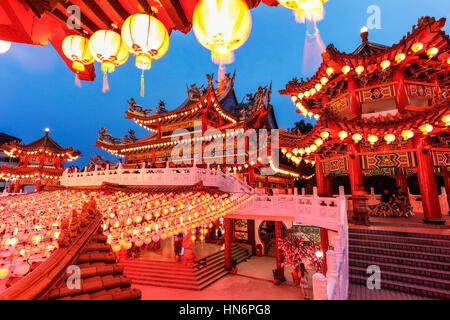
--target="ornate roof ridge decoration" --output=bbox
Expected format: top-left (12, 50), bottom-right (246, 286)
top-left (279, 16), bottom-right (450, 94)
top-left (1, 132), bottom-right (81, 156)
top-left (239, 82), bottom-right (272, 120)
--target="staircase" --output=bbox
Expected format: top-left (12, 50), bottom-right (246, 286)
top-left (348, 228), bottom-right (450, 299)
top-left (121, 243), bottom-right (251, 290)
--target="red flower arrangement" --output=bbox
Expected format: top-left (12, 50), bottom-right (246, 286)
top-left (277, 232), bottom-right (322, 273)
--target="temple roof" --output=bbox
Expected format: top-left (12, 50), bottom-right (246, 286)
top-left (280, 16), bottom-right (450, 98)
top-left (1, 131), bottom-right (82, 157)
top-left (0, 133), bottom-right (21, 146)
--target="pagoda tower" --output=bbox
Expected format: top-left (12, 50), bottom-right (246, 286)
top-left (0, 129), bottom-right (81, 193)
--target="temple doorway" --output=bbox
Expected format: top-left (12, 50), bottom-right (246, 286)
top-left (258, 221), bottom-right (287, 257)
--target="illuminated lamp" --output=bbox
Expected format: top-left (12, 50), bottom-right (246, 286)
top-left (192, 0), bottom-right (251, 65)
top-left (411, 42), bottom-right (423, 53)
top-left (355, 65), bottom-right (364, 75)
top-left (352, 133), bottom-right (362, 143)
top-left (293, 148), bottom-right (298, 154)
top-left (286, 153), bottom-right (292, 159)
top-left (314, 138), bottom-right (323, 146)
top-left (310, 144), bottom-right (317, 152)
top-left (315, 251), bottom-right (323, 258)
top-left (305, 147), bottom-right (311, 154)
top-left (14, 263), bottom-right (30, 276)
top-left (299, 148), bottom-right (305, 155)
top-left (310, 88), bottom-right (316, 95)
top-left (291, 95), bottom-right (298, 103)
top-left (281, 148), bottom-right (287, 154)
top-left (0, 267), bottom-right (9, 280)
top-left (320, 77), bottom-right (328, 85)
top-left (395, 53), bottom-right (406, 64)
top-left (326, 67), bottom-right (334, 76)
top-left (419, 123), bottom-right (433, 135)
top-left (338, 130), bottom-right (348, 140)
top-left (442, 114), bottom-right (450, 126)
top-left (384, 133), bottom-right (396, 144)
top-left (314, 114), bottom-right (320, 120)
top-left (380, 60), bottom-right (390, 70)
top-left (89, 30), bottom-right (129, 93)
top-left (320, 131), bottom-right (329, 139)
top-left (121, 14), bottom-right (169, 97)
top-left (426, 47), bottom-right (438, 59)
top-left (298, 92), bottom-right (304, 99)
top-left (341, 65), bottom-right (351, 74)
top-left (277, 0), bottom-right (327, 23)
top-left (0, 40), bottom-right (11, 54)
top-left (62, 35), bottom-right (94, 85)
top-left (368, 134), bottom-right (378, 145)
top-left (304, 91), bottom-right (310, 98)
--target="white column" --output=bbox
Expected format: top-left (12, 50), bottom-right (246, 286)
top-left (312, 273), bottom-right (328, 300)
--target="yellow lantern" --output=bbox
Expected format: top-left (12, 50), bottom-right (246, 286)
top-left (380, 60), bottom-right (390, 71)
top-left (368, 134), bottom-right (378, 145)
top-left (192, 0), bottom-right (251, 65)
top-left (338, 130), bottom-right (348, 140)
top-left (384, 133), bottom-right (396, 144)
top-left (62, 35), bottom-right (94, 86)
top-left (411, 42), bottom-right (423, 53)
top-left (352, 133), bottom-right (362, 143)
top-left (419, 123), bottom-right (433, 135)
top-left (341, 65), bottom-right (351, 74)
top-left (395, 53), bottom-right (406, 64)
top-left (89, 29), bottom-right (129, 92)
top-left (355, 65), bottom-right (364, 75)
top-left (320, 131), bottom-right (329, 140)
top-left (314, 138), bottom-right (323, 146)
top-left (401, 129), bottom-right (414, 140)
top-left (442, 114), bottom-right (450, 126)
top-left (277, 0), bottom-right (328, 23)
top-left (426, 47), bottom-right (439, 59)
top-left (320, 77), bottom-right (328, 85)
top-left (121, 14), bottom-right (170, 97)
top-left (326, 67), bottom-right (334, 76)
top-left (0, 40), bottom-right (11, 54)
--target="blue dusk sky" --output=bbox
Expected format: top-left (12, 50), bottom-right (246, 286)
top-left (0, 0), bottom-right (449, 167)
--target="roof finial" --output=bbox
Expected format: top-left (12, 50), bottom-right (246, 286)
top-left (360, 26), bottom-right (369, 42)
top-left (45, 128), bottom-right (50, 135)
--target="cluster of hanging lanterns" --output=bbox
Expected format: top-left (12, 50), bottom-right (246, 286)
top-left (62, 13), bottom-right (169, 96)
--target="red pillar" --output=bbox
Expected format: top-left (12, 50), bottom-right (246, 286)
top-left (224, 218), bottom-right (232, 269)
top-left (35, 178), bottom-right (41, 192)
top-left (8, 181), bottom-right (13, 193)
top-left (315, 155), bottom-right (327, 196)
top-left (275, 221), bottom-right (284, 277)
top-left (414, 136), bottom-right (444, 224)
top-left (395, 168), bottom-right (408, 194)
top-left (326, 175), bottom-right (334, 197)
top-left (248, 166), bottom-right (255, 187)
top-left (320, 228), bottom-right (328, 275)
top-left (347, 76), bottom-right (361, 119)
top-left (348, 143), bottom-right (365, 219)
top-left (14, 180), bottom-right (20, 193)
top-left (441, 166), bottom-right (450, 215)
top-left (265, 176), bottom-right (269, 193)
top-left (393, 68), bottom-right (410, 114)
top-left (156, 122), bottom-right (161, 139)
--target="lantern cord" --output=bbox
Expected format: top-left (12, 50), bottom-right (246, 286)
top-left (102, 72), bottom-right (109, 93)
top-left (74, 73), bottom-right (81, 88)
top-left (141, 69), bottom-right (145, 97)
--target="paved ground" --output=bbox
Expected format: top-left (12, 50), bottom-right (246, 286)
top-left (348, 284), bottom-right (429, 300)
top-left (135, 274), bottom-right (307, 300)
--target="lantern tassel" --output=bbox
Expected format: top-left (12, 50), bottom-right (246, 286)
top-left (74, 73), bottom-right (81, 88)
top-left (102, 72), bottom-right (109, 93)
top-left (140, 70), bottom-right (144, 97)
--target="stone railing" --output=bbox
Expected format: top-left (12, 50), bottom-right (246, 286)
top-left (0, 214), bottom-right (103, 300)
top-left (61, 163), bottom-right (255, 194)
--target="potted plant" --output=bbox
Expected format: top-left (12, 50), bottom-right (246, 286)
top-left (231, 258), bottom-right (238, 274)
top-left (272, 268), bottom-right (282, 285)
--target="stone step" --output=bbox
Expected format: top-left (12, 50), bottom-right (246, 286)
top-left (348, 228), bottom-right (450, 241)
top-left (348, 232), bottom-right (450, 248)
top-left (349, 274), bottom-right (450, 300)
top-left (349, 266), bottom-right (450, 291)
top-left (349, 245), bottom-right (450, 263)
top-left (349, 258), bottom-right (450, 281)
top-left (348, 238), bottom-right (450, 255)
top-left (349, 251), bottom-right (450, 272)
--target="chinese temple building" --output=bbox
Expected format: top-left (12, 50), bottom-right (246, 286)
top-left (279, 16), bottom-right (450, 224)
top-left (0, 129), bottom-right (81, 193)
top-left (94, 72), bottom-right (310, 192)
